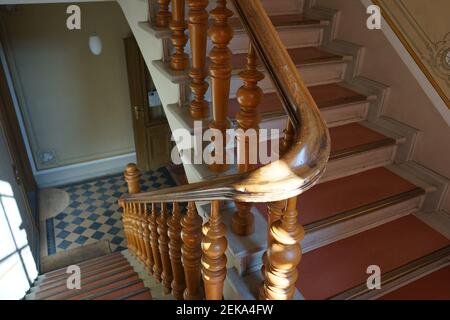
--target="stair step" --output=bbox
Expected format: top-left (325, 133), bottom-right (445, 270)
top-left (35, 261), bottom-right (133, 299)
top-left (379, 266), bottom-right (450, 300)
top-left (296, 215), bottom-right (450, 300)
top-left (183, 122), bottom-right (398, 186)
top-left (257, 167), bottom-right (424, 229)
top-left (36, 254), bottom-right (128, 290)
top-left (37, 251), bottom-right (121, 282)
top-left (229, 83), bottom-right (368, 119)
top-left (232, 47), bottom-right (343, 70)
top-left (51, 271), bottom-right (139, 300)
top-left (328, 122), bottom-right (395, 160)
top-left (230, 14), bottom-right (323, 30)
top-left (124, 289), bottom-right (153, 300)
top-left (228, 14), bottom-right (327, 52)
top-left (92, 281), bottom-right (146, 300)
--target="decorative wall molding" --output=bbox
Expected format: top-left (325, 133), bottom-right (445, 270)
top-left (361, 0), bottom-right (450, 128)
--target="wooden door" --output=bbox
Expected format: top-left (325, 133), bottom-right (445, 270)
top-left (124, 36), bottom-right (172, 171)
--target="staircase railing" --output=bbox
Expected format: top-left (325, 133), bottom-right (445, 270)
top-left (120, 0), bottom-right (330, 300)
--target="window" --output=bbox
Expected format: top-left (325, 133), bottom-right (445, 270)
top-left (0, 180), bottom-right (37, 300)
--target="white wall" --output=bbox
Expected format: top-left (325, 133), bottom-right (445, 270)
top-left (2, 2), bottom-right (134, 173)
top-left (315, 0), bottom-right (450, 212)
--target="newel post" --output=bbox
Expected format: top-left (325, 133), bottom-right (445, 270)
top-left (123, 164), bottom-right (142, 257)
top-left (124, 163), bottom-right (141, 194)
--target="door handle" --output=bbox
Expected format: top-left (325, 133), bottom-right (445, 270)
top-left (133, 106), bottom-right (144, 121)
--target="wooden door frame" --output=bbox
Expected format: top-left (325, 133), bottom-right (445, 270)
top-left (0, 52), bottom-right (36, 194)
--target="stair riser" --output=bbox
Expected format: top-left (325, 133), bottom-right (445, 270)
top-left (303, 196), bottom-right (425, 253)
top-left (321, 145), bottom-right (397, 183)
top-left (211, 26), bottom-right (324, 53)
top-left (259, 100), bottom-right (370, 132)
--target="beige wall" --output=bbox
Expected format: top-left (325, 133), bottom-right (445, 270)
top-left (3, 2), bottom-right (134, 170)
top-left (316, 0), bottom-right (450, 212)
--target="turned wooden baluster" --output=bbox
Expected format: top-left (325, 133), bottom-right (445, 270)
top-left (158, 202), bottom-right (173, 294)
top-left (142, 203), bottom-right (155, 275)
top-left (181, 202), bottom-right (204, 300)
top-left (121, 201), bottom-right (134, 254)
top-left (156, 0), bottom-right (171, 28)
top-left (260, 120), bottom-right (304, 300)
top-left (232, 44), bottom-right (264, 236)
top-left (168, 202), bottom-right (186, 299)
top-left (150, 203), bottom-right (163, 282)
top-left (259, 200), bottom-right (285, 299)
top-left (208, 0), bottom-right (234, 173)
top-left (170, 0), bottom-right (189, 70)
top-left (202, 200), bottom-right (227, 300)
top-left (188, 0), bottom-right (209, 119)
top-left (124, 164), bottom-right (141, 256)
top-left (262, 197), bottom-right (304, 300)
top-left (134, 203), bottom-right (145, 261)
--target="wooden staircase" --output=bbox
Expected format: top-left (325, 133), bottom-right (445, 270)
top-left (26, 252), bottom-right (153, 300)
top-left (115, 0), bottom-right (450, 300)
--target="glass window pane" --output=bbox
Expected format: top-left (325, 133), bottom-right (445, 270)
top-left (0, 253), bottom-right (30, 300)
top-left (1, 196), bottom-right (28, 248)
top-left (0, 180), bottom-right (13, 197)
top-left (0, 202), bottom-right (16, 259)
top-left (20, 246), bottom-right (38, 283)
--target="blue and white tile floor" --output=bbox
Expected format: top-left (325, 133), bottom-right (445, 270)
top-left (45, 166), bottom-right (178, 255)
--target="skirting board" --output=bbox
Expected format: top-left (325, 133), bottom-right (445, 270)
top-left (34, 152), bottom-right (137, 188)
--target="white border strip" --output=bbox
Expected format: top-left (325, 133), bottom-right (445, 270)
top-left (35, 152), bottom-right (136, 188)
top-left (361, 0), bottom-right (450, 127)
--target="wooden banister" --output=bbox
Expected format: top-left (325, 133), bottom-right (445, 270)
top-left (120, 0), bottom-right (330, 300)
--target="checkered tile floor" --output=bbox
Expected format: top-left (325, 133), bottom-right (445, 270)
top-left (45, 166), bottom-right (178, 256)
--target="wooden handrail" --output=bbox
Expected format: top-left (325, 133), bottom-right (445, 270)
top-left (122, 0), bottom-right (330, 204)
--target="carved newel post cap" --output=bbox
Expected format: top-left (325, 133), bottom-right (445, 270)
top-left (124, 163), bottom-right (141, 194)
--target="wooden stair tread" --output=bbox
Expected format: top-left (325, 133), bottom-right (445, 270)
top-left (39, 251), bottom-right (122, 281)
top-left (329, 123), bottom-right (395, 158)
top-left (298, 167), bottom-right (420, 225)
top-left (379, 266), bottom-right (450, 300)
top-left (44, 268), bottom-right (138, 300)
top-left (231, 47), bottom-right (343, 71)
top-left (38, 255), bottom-right (128, 288)
top-left (93, 282), bottom-right (146, 300)
top-left (229, 14), bottom-right (322, 30)
top-left (296, 215), bottom-right (450, 300)
top-left (29, 252), bottom-right (153, 300)
top-left (228, 83), bottom-right (367, 118)
top-left (36, 261), bottom-right (133, 298)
